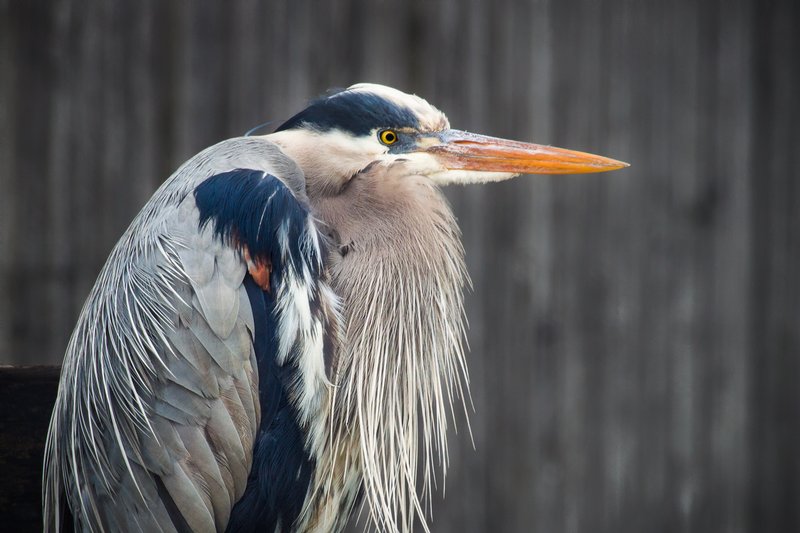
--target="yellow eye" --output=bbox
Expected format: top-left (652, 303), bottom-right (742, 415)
top-left (379, 129), bottom-right (398, 145)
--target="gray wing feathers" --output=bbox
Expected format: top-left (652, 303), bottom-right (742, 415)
top-left (44, 138), bottom-right (314, 532)
top-left (49, 197), bottom-right (258, 532)
top-left (102, 461), bottom-right (177, 532)
top-left (176, 193), bottom-right (244, 341)
top-left (135, 197), bottom-right (257, 531)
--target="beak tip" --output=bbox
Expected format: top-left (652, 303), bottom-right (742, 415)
top-left (601, 158), bottom-right (630, 172)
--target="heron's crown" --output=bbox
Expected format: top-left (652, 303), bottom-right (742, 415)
top-left (275, 83), bottom-right (449, 136)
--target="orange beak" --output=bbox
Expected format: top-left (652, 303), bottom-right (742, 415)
top-left (426, 129), bottom-right (628, 175)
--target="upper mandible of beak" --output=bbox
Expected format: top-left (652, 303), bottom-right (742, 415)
top-left (424, 129), bottom-right (628, 183)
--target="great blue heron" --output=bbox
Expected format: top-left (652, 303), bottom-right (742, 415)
top-left (43, 83), bottom-right (627, 532)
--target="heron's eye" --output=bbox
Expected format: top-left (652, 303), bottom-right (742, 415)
top-left (379, 129), bottom-right (398, 145)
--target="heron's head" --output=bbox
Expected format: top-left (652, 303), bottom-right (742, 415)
top-left (266, 83), bottom-right (627, 198)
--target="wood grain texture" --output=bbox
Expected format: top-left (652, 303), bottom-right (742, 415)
top-left (0, 0), bottom-right (797, 531)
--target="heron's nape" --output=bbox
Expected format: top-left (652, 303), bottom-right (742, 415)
top-left (43, 82), bottom-right (627, 533)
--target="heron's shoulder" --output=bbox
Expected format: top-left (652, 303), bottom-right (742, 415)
top-left (116, 136), bottom-right (309, 247)
top-left (175, 137), bottom-right (308, 200)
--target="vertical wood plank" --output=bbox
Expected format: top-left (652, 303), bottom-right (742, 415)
top-left (0, 0), bottom-right (15, 360)
top-left (751, 0), bottom-right (800, 531)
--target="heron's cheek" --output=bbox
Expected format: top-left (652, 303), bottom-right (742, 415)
top-left (390, 152), bottom-right (446, 178)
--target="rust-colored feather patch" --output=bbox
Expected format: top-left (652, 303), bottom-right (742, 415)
top-left (243, 247), bottom-right (272, 292)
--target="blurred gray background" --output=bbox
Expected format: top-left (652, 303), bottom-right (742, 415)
top-left (1, 0), bottom-right (798, 531)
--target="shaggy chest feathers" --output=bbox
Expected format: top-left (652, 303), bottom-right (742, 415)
top-left (298, 168), bottom-right (470, 532)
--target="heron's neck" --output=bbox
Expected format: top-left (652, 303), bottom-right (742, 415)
top-left (309, 169), bottom-right (470, 532)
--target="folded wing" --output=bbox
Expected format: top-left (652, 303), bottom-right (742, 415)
top-left (43, 139), bottom-right (339, 532)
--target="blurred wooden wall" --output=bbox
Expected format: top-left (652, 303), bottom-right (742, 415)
top-left (1, 0), bottom-right (798, 531)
